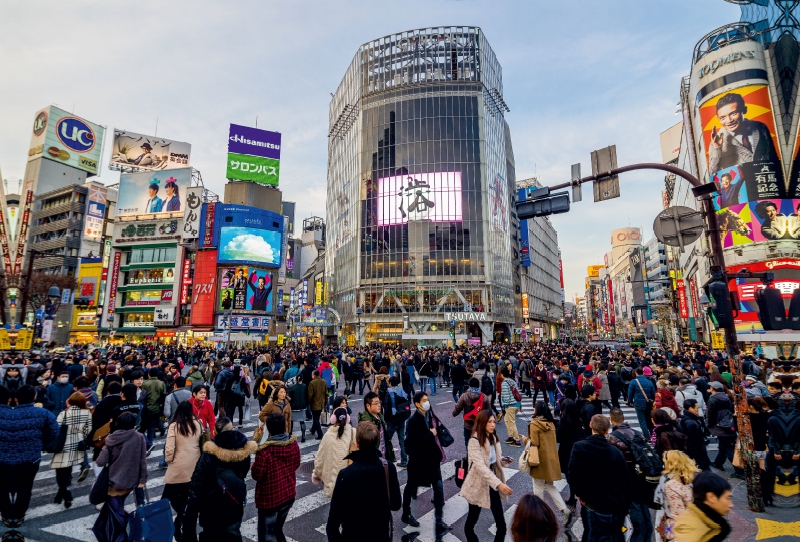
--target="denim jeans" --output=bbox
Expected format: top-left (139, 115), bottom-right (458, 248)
top-left (385, 420), bottom-right (408, 463)
top-left (634, 407), bottom-right (651, 439)
top-left (452, 385), bottom-right (464, 402)
top-left (257, 499), bottom-right (294, 542)
top-left (586, 509), bottom-right (626, 542)
top-left (627, 500), bottom-right (653, 542)
top-left (713, 435), bottom-right (736, 469)
top-left (429, 376), bottom-right (437, 394)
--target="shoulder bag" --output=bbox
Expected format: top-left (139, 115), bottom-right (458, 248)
top-left (381, 459), bottom-right (394, 539)
top-left (432, 414), bottom-right (454, 448)
top-left (518, 440), bottom-right (532, 474)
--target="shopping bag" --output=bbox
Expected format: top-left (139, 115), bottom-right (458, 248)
top-left (519, 441), bottom-right (532, 474)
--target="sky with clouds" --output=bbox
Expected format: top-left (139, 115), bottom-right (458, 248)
top-left (0, 0), bottom-right (742, 301)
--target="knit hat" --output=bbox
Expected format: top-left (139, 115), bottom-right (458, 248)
top-left (642, 366), bottom-right (653, 376)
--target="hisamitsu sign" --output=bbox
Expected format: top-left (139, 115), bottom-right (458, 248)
top-left (226, 124), bottom-right (282, 186)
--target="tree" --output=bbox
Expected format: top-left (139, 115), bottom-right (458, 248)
top-left (26, 271), bottom-right (77, 313)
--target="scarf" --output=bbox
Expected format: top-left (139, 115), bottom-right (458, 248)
top-left (695, 502), bottom-right (731, 542)
top-left (468, 386), bottom-right (481, 394)
top-left (267, 433), bottom-right (290, 442)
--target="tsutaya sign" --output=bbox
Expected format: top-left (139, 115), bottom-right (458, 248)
top-left (445, 312), bottom-right (487, 322)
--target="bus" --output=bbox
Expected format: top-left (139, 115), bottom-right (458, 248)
top-left (630, 333), bottom-right (646, 347)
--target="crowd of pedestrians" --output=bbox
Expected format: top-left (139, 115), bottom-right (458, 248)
top-left (0, 340), bottom-right (795, 542)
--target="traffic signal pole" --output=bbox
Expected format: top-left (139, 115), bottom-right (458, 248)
top-left (543, 161), bottom-right (763, 511)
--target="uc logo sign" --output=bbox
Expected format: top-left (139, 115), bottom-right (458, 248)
top-left (56, 116), bottom-right (96, 153)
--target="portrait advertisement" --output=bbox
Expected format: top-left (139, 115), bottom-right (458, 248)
top-left (717, 202), bottom-right (754, 247)
top-left (751, 198), bottom-right (800, 241)
top-left (245, 269), bottom-right (272, 312)
top-left (712, 165), bottom-right (749, 210)
top-left (219, 267), bottom-right (248, 310)
top-left (117, 167), bottom-right (191, 217)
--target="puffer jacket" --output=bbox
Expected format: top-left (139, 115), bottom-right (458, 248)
top-left (313, 424), bottom-right (356, 497)
top-left (675, 384), bottom-right (706, 415)
top-left (655, 387), bottom-right (679, 412)
top-left (0, 403), bottom-right (59, 465)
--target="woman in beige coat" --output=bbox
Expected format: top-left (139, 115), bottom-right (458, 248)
top-left (311, 407), bottom-right (356, 497)
top-left (460, 409), bottom-right (513, 542)
top-left (524, 401), bottom-right (571, 525)
top-left (162, 401), bottom-right (203, 540)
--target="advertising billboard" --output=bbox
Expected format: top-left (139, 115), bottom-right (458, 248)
top-left (109, 129), bottom-right (191, 171)
top-left (190, 250), bottom-right (217, 326)
top-left (587, 265), bottom-right (603, 278)
top-left (28, 106), bottom-right (106, 175)
top-left (219, 267), bottom-right (272, 312)
top-left (84, 184), bottom-right (107, 241)
top-left (213, 205), bottom-right (284, 267)
top-left (117, 167), bottom-right (191, 217)
top-left (728, 258), bottom-right (800, 333)
top-left (376, 172), bottom-right (462, 225)
top-left (226, 124), bottom-right (281, 186)
top-left (182, 187), bottom-right (203, 241)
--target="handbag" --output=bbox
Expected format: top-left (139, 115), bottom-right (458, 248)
top-left (519, 441), bottom-right (532, 474)
top-left (433, 415), bottom-right (454, 447)
top-left (511, 383), bottom-right (522, 403)
top-left (732, 445), bottom-right (743, 469)
top-left (454, 457), bottom-right (469, 488)
top-left (200, 430), bottom-right (211, 447)
top-left (527, 444), bottom-right (540, 467)
top-left (321, 410), bottom-right (331, 425)
top-left (243, 400), bottom-right (252, 421)
top-left (89, 465), bottom-right (110, 505)
top-left (46, 423), bottom-right (69, 454)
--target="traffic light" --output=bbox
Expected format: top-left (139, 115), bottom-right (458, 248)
top-left (516, 193), bottom-right (570, 220)
top-left (706, 280), bottom-right (735, 329)
top-left (449, 330), bottom-right (455, 338)
top-left (755, 287), bottom-right (787, 330)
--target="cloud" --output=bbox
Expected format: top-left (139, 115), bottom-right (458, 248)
top-left (222, 234), bottom-right (275, 264)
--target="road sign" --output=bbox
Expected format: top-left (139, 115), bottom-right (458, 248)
top-left (35, 309), bottom-right (45, 320)
top-left (711, 331), bottom-right (725, 350)
top-left (591, 146), bottom-right (620, 202)
top-left (652, 206), bottom-right (704, 252)
top-left (571, 163), bottom-right (582, 202)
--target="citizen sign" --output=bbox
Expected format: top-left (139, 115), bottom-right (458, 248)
top-left (444, 312), bottom-right (487, 322)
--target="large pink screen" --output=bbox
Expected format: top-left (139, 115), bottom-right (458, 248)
top-left (376, 172), bottom-right (463, 226)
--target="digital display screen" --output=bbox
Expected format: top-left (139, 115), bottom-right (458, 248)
top-left (219, 226), bottom-right (282, 267)
top-left (376, 172), bottom-right (462, 226)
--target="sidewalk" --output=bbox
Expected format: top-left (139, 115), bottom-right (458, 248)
top-left (727, 474), bottom-right (799, 542)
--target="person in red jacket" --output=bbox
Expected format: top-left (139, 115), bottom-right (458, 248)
top-left (190, 384), bottom-right (217, 438)
top-left (251, 412), bottom-right (301, 542)
top-left (654, 380), bottom-right (679, 412)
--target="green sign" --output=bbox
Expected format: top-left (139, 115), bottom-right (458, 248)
top-left (226, 152), bottom-right (280, 186)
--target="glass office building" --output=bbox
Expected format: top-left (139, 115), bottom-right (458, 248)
top-left (326, 27), bottom-right (517, 345)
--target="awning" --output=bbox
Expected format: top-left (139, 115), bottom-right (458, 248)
top-left (736, 332), bottom-right (800, 343)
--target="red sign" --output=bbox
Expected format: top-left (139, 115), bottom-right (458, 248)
top-left (156, 330), bottom-right (177, 337)
top-left (13, 185), bottom-right (34, 274)
top-left (190, 249), bottom-right (217, 326)
top-left (108, 252), bottom-right (122, 315)
top-left (181, 258), bottom-right (192, 304)
top-left (559, 260), bottom-right (564, 289)
top-left (677, 279), bottom-right (689, 319)
top-left (203, 203), bottom-right (216, 247)
top-left (689, 278), bottom-right (699, 319)
top-left (736, 280), bottom-right (800, 301)
top-left (729, 258), bottom-right (800, 274)
top-left (161, 290), bottom-right (174, 302)
top-left (607, 279), bottom-right (615, 325)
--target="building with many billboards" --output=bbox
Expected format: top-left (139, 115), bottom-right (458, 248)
top-left (325, 26), bottom-right (527, 346)
top-left (668, 2), bottom-right (800, 352)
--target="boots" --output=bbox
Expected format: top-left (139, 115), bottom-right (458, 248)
top-left (761, 469), bottom-right (774, 506)
top-left (63, 489), bottom-right (73, 509)
top-left (53, 487), bottom-right (64, 505)
top-left (300, 421), bottom-right (306, 443)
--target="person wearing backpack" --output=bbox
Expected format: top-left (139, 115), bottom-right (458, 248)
top-left (707, 382), bottom-right (737, 473)
top-left (500, 368), bottom-right (522, 447)
top-left (182, 417), bottom-right (257, 542)
top-left (450, 358), bottom-right (468, 402)
top-left (213, 361), bottom-right (234, 418)
top-left (453, 378), bottom-right (488, 448)
top-left (519, 359), bottom-right (533, 398)
top-left (225, 366), bottom-right (251, 429)
top-left (383, 376), bottom-right (410, 467)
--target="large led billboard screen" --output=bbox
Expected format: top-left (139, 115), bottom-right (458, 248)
top-left (28, 106), bottom-right (105, 175)
top-left (117, 167), bottom-right (192, 217)
top-left (213, 205), bottom-right (284, 267)
top-left (376, 172), bottom-right (462, 225)
top-left (219, 267), bottom-right (273, 312)
top-left (110, 129), bottom-right (191, 171)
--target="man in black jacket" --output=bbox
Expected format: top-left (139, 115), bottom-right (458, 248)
top-left (450, 359), bottom-right (468, 402)
top-left (327, 421), bottom-right (402, 542)
top-left (577, 386), bottom-right (600, 437)
top-left (568, 414), bottom-right (632, 542)
top-left (707, 382), bottom-right (736, 471)
top-left (680, 399), bottom-right (711, 471)
top-left (401, 392), bottom-right (448, 533)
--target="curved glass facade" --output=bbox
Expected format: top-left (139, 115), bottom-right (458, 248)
top-left (326, 27), bottom-right (516, 343)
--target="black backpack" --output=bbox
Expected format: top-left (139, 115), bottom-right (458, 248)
top-left (387, 391), bottom-right (411, 423)
top-left (216, 466), bottom-right (247, 517)
top-left (229, 379), bottom-right (246, 399)
top-left (481, 374), bottom-right (494, 395)
top-left (716, 408), bottom-right (736, 432)
top-left (611, 430), bottom-right (664, 479)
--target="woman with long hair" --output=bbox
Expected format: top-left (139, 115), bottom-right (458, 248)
top-left (258, 385), bottom-right (292, 435)
top-left (657, 450), bottom-right (699, 540)
top-left (162, 400), bottom-right (203, 540)
top-left (510, 494), bottom-right (559, 542)
top-left (556, 398), bottom-right (584, 511)
top-left (51, 392), bottom-right (93, 508)
top-left (312, 407), bottom-right (356, 497)
top-left (460, 409), bottom-right (514, 542)
top-left (524, 401), bottom-right (571, 525)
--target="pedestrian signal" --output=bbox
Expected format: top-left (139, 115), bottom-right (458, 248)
top-left (706, 281), bottom-right (735, 329)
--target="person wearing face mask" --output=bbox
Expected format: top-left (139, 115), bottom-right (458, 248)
top-left (44, 371), bottom-right (74, 413)
top-left (401, 392), bottom-right (450, 533)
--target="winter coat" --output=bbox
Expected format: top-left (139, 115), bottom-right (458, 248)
top-left (183, 430), bottom-right (257, 537)
top-left (453, 389), bottom-right (488, 430)
top-left (327, 448), bottom-right (401, 542)
top-left (500, 378), bottom-right (521, 409)
top-left (164, 419), bottom-right (204, 484)
top-left (0, 403), bottom-right (59, 465)
top-left (308, 378), bottom-right (328, 411)
top-left (142, 378), bottom-right (166, 415)
top-left (185, 370), bottom-right (205, 385)
top-left (313, 424), bottom-right (356, 497)
top-left (460, 435), bottom-right (507, 509)
top-left (288, 382), bottom-right (309, 410)
top-left (675, 385), bottom-right (706, 416)
top-left (532, 366), bottom-right (549, 391)
top-left (405, 410), bottom-right (443, 488)
top-left (252, 435), bottom-right (301, 509)
top-left (655, 387), bottom-right (680, 412)
top-left (568, 434), bottom-right (632, 515)
top-left (673, 503), bottom-right (728, 542)
top-left (597, 373), bottom-right (611, 401)
top-left (97, 428), bottom-right (148, 492)
top-left (372, 373), bottom-right (390, 393)
top-left (190, 397), bottom-right (216, 437)
top-left (258, 398), bottom-right (292, 433)
top-left (44, 381), bottom-right (73, 413)
top-left (527, 418), bottom-right (561, 482)
top-left (577, 398), bottom-right (599, 437)
top-left (357, 410), bottom-right (396, 463)
top-left (164, 387), bottom-right (192, 421)
top-left (556, 417), bottom-right (584, 475)
top-left (627, 376), bottom-right (656, 408)
top-left (706, 392), bottom-right (735, 437)
top-left (679, 411), bottom-right (711, 470)
top-left (50, 406), bottom-right (92, 469)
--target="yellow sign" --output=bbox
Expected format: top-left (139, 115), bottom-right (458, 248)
top-left (587, 265), bottom-right (603, 278)
top-left (0, 330), bottom-right (10, 350)
top-left (277, 334), bottom-right (285, 346)
top-left (323, 282), bottom-right (330, 306)
top-left (711, 331), bottom-right (725, 350)
top-left (315, 282), bottom-right (322, 306)
top-left (16, 329), bottom-right (34, 351)
top-left (346, 334), bottom-right (356, 347)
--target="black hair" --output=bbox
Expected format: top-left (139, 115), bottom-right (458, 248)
top-left (215, 417), bottom-right (232, 435)
top-left (116, 411), bottom-right (137, 430)
top-left (683, 398), bottom-right (699, 411)
top-left (17, 385), bottom-right (36, 404)
top-left (364, 391), bottom-right (380, 407)
top-left (106, 381), bottom-right (122, 395)
top-left (74, 376), bottom-right (89, 389)
top-left (692, 472), bottom-right (732, 504)
top-left (173, 400), bottom-right (199, 438)
top-left (332, 407), bottom-right (349, 439)
top-left (468, 377), bottom-right (480, 388)
top-left (413, 391), bottom-right (427, 405)
top-left (331, 395), bottom-right (347, 410)
top-left (121, 383), bottom-right (138, 403)
top-left (533, 401), bottom-right (554, 422)
top-left (715, 92), bottom-right (746, 114)
top-left (174, 376), bottom-right (186, 388)
top-left (149, 367), bottom-right (159, 378)
top-left (266, 412), bottom-right (286, 437)
top-left (389, 376), bottom-right (400, 387)
top-left (130, 370), bottom-right (144, 381)
top-left (192, 383), bottom-right (207, 396)
top-left (581, 385), bottom-right (596, 398)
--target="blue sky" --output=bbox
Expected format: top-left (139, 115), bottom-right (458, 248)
top-left (0, 0), bottom-right (741, 300)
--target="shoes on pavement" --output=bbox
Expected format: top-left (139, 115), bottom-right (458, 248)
top-left (505, 437), bottom-right (514, 443)
top-left (788, 471), bottom-right (798, 485)
top-left (435, 522), bottom-right (452, 533)
top-left (401, 514), bottom-right (420, 527)
top-left (64, 490), bottom-right (73, 509)
top-left (95, 504), bottom-right (104, 511)
top-left (314, 435), bottom-right (323, 440)
top-left (146, 444), bottom-right (155, 456)
top-left (1, 530), bottom-right (25, 542)
top-left (54, 488), bottom-right (63, 505)
top-left (509, 439), bottom-right (521, 447)
top-left (158, 461), bottom-right (169, 469)
top-left (397, 461), bottom-right (408, 468)
top-left (2, 517), bottom-right (23, 529)
top-left (562, 509), bottom-right (572, 526)
top-left (77, 467), bottom-right (90, 483)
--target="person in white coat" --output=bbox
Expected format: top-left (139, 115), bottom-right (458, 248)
top-left (51, 392), bottom-right (92, 509)
top-left (312, 407), bottom-right (356, 497)
top-left (675, 378), bottom-right (706, 416)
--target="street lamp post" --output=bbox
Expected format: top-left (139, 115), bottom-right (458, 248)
top-left (355, 306), bottom-right (363, 346)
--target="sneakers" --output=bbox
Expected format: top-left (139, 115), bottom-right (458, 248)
top-left (146, 444), bottom-right (156, 456)
top-left (508, 439), bottom-right (521, 447)
top-left (158, 461), bottom-right (169, 469)
top-left (435, 521), bottom-right (452, 533)
top-left (401, 514), bottom-right (420, 527)
top-left (77, 467), bottom-right (91, 483)
top-left (505, 437), bottom-right (514, 444)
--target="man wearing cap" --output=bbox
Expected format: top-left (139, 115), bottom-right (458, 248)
top-left (707, 382), bottom-right (737, 472)
top-left (131, 142), bottom-right (157, 167)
